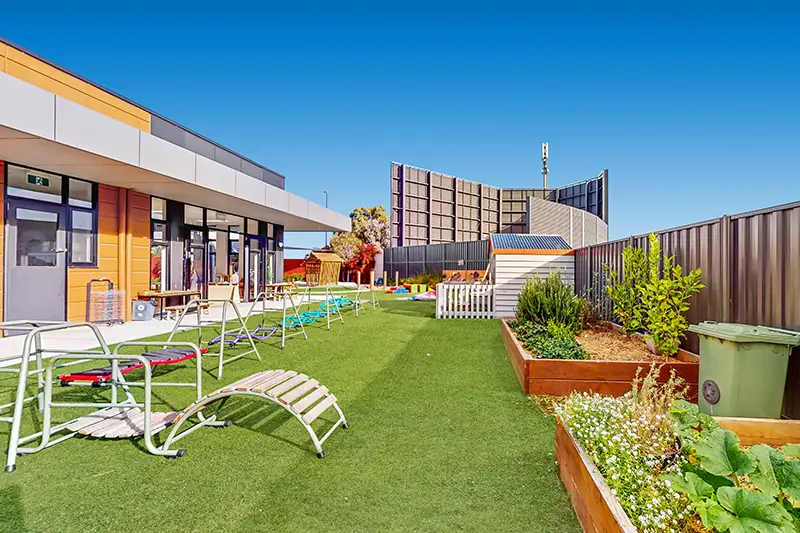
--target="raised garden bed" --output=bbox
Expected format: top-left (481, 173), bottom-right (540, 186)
top-left (500, 319), bottom-right (699, 398)
top-left (555, 420), bottom-right (636, 533)
top-left (556, 416), bottom-right (800, 533)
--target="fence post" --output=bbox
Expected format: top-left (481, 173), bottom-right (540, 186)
top-left (383, 271), bottom-right (387, 287)
top-left (720, 214), bottom-right (732, 323)
top-left (395, 271), bottom-right (399, 288)
top-left (357, 271), bottom-right (362, 287)
top-left (369, 270), bottom-right (375, 290)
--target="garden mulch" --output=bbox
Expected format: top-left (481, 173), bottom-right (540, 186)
top-left (576, 326), bottom-right (665, 362)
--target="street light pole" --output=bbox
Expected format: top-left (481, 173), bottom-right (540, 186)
top-left (323, 190), bottom-right (329, 247)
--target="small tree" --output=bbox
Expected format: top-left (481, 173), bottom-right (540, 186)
top-left (330, 232), bottom-right (361, 262)
top-left (640, 234), bottom-right (704, 356)
top-left (604, 245), bottom-right (647, 334)
top-left (344, 243), bottom-right (379, 279)
top-left (350, 206), bottom-right (390, 252)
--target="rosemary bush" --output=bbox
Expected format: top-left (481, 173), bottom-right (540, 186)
top-left (515, 271), bottom-right (585, 333)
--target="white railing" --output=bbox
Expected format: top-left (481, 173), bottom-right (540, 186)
top-left (435, 283), bottom-right (496, 319)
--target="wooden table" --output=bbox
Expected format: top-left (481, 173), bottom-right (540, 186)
top-left (138, 290), bottom-right (201, 320)
top-left (262, 283), bottom-right (297, 300)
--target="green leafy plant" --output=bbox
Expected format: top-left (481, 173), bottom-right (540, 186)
top-left (283, 273), bottom-right (304, 283)
top-left (508, 320), bottom-right (587, 360)
top-left (604, 244), bottom-right (647, 334)
top-left (640, 233), bottom-right (705, 356)
top-left (515, 271), bottom-right (585, 333)
top-left (665, 402), bottom-right (800, 532)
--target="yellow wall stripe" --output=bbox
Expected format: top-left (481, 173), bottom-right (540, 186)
top-left (1, 44), bottom-right (151, 132)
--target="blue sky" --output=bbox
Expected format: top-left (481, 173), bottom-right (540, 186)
top-left (3, 3), bottom-right (799, 257)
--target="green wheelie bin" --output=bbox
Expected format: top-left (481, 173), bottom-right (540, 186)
top-left (688, 322), bottom-right (800, 419)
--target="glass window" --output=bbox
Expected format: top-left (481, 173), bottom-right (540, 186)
top-left (151, 197), bottom-right (167, 221)
top-left (184, 205), bottom-right (204, 226)
top-left (206, 210), bottom-right (242, 231)
top-left (7, 165), bottom-right (63, 204)
top-left (247, 219), bottom-right (259, 235)
top-left (70, 210), bottom-right (96, 264)
top-left (267, 223), bottom-right (274, 238)
top-left (150, 244), bottom-right (167, 290)
top-left (68, 179), bottom-right (94, 208)
top-left (16, 208), bottom-right (59, 266)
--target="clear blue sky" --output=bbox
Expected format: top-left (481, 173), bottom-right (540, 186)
top-left (3, 3), bottom-right (799, 257)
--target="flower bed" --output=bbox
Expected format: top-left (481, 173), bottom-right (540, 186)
top-left (554, 374), bottom-right (800, 533)
top-left (501, 319), bottom-right (698, 398)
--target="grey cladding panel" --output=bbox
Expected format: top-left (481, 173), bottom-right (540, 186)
top-left (184, 131), bottom-right (216, 160)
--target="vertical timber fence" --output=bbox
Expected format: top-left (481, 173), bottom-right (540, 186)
top-left (574, 200), bottom-right (800, 418)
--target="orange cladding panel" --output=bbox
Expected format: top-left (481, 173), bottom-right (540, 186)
top-left (67, 184), bottom-right (121, 321)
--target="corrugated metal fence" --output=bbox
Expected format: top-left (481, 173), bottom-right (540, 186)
top-left (575, 200), bottom-right (800, 418)
top-left (383, 240), bottom-right (490, 279)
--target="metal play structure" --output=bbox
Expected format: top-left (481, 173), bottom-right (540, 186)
top-left (0, 320), bottom-right (207, 473)
top-left (162, 369), bottom-right (348, 459)
top-left (237, 291), bottom-right (309, 349)
top-left (294, 286), bottom-right (381, 329)
top-left (167, 298), bottom-right (260, 380)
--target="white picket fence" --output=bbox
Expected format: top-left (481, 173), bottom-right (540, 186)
top-left (435, 283), bottom-right (496, 319)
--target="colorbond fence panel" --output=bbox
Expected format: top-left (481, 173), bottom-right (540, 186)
top-left (574, 200), bottom-right (800, 418)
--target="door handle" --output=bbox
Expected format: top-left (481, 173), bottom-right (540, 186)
top-left (55, 248), bottom-right (68, 253)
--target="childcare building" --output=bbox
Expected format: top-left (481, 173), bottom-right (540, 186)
top-left (0, 37), bottom-right (349, 323)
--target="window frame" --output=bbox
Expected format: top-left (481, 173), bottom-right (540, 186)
top-left (66, 179), bottom-right (99, 267)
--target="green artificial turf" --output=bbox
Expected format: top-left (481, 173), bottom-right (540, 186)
top-left (0, 296), bottom-right (580, 533)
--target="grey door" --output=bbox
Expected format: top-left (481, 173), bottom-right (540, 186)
top-left (5, 199), bottom-right (67, 322)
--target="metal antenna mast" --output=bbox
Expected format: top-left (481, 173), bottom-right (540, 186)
top-left (541, 142), bottom-right (549, 188)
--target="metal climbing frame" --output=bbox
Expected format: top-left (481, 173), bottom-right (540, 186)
top-left (241, 291), bottom-right (308, 349)
top-left (161, 369), bottom-right (348, 458)
top-left (298, 286), bottom-right (380, 320)
top-left (0, 321), bottom-right (206, 472)
top-left (167, 298), bottom-right (260, 380)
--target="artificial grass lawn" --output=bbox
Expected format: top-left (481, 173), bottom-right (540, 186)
top-left (0, 296), bottom-right (580, 533)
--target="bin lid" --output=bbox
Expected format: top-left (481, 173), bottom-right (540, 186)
top-left (689, 322), bottom-right (800, 345)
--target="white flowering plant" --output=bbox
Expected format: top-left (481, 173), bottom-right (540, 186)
top-left (556, 367), bottom-right (694, 532)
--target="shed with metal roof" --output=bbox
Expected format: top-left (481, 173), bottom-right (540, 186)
top-left (488, 234), bottom-right (574, 317)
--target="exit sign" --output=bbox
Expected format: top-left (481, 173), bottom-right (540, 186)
top-left (27, 174), bottom-right (50, 187)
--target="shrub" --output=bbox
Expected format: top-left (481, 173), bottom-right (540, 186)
top-left (284, 273), bottom-right (304, 283)
top-left (604, 245), bottom-right (647, 334)
top-left (515, 271), bottom-right (585, 333)
top-left (509, 320), bottom-right (587, 360)
top-left (400, 271), bottom-right (444, 287)
top-left (640, 234), bottom-right (704, 356)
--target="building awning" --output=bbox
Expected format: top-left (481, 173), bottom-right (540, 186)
top-left (0, 72), bottom-right (350, 233)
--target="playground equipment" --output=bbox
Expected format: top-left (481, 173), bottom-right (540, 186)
top-left (0, 320), bottom-right (205, 473)
top-left (296, 285), bottom-right (380, 326)
top-left (1, 322), bottom-right (348, 471)
top-left (239, 290), bottom-right (308, 349)
top-left (162, 369), bottom-right (348, 459)
top-left (167, 299), bottom-right (260, 380)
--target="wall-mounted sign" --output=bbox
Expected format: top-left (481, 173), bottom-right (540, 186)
top-left (27, 174), bottom-right (50, 187)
